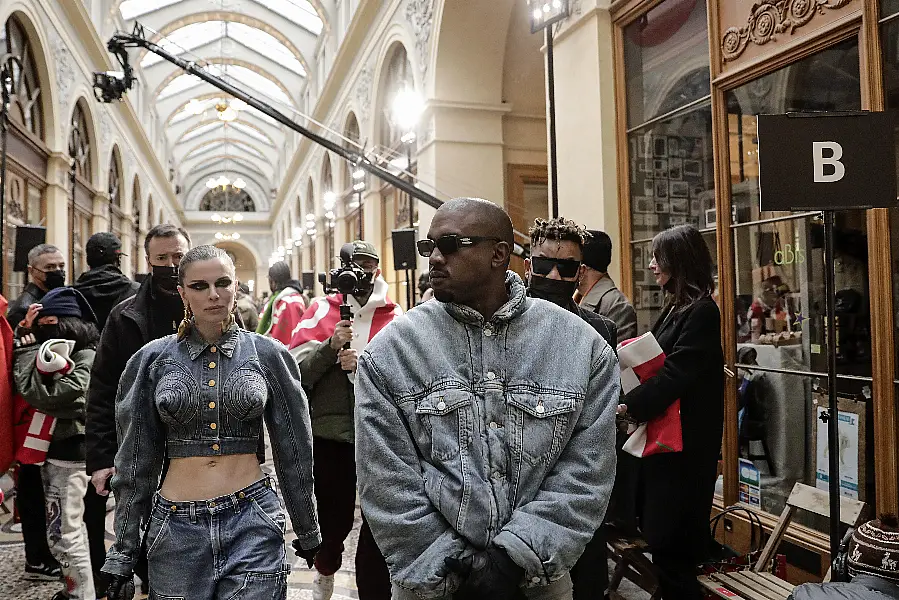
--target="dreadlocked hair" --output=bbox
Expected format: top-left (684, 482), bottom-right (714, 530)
top-left (529, 216), bottom-right (590, 250)
top-left (176, 245), bottom-right (235, 341)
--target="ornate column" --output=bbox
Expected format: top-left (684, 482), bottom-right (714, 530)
top-left (45, 153), bottom-right (72, 276)
top-left (92, 191), bottom-right (110, 235)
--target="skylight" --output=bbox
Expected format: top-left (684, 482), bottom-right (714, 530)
top-left (177, 121), bottom-right (220, 144)
top-left (264, 0), bottom-right (323, 34)
top-left (228, 23), bottom-right (305, 76)
top-left (120, 0), bottom-right (181, 20)
top-left (229, 121), bottom-right (275, 145)
top-left (158, 64), bottom-right (293, 107)
top-left (157, 73), bottom-right (203, 100)
top-left (184, 141), bottom-right (266, 163)
top-left (141, 22), bottom-right (223, 68)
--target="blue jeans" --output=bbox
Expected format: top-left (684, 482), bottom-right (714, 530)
top-left (146, 477), bottom-right (290, 600)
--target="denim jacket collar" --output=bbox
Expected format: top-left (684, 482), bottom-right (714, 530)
top-left (183, 322), bottom-right (240, 359)
top-left (443, 270), bottom-right (527, 328)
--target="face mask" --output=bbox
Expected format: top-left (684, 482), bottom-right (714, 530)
top-left (43, 270), bottom-right (66, 290)
top-left (527, 275), bottom-right (578, 307)
top-left (152, 265), bottom-right (180, 296)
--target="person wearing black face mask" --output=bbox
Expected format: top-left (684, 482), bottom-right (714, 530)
top-left (84, 224), bottom-right (190, 596)
top-left (7, 244), bottom-right (67, 330)
top-left (525, 217), bottom-right (619, 600)
top-left (287, 240), bottom-right (400, 600)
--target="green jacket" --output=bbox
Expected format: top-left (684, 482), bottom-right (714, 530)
top-left (14, 343), bottom-right (96, 460)
top-left (294, 339), bottom-right (355, 443)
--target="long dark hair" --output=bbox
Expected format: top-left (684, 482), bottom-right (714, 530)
top-left (651, 224), bottom-right (715, 311)
top-left (34, 316), bottom-right (100, 352)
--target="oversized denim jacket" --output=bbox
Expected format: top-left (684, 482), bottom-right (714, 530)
top-left (102, 325), bottom-right (321, 577)
top-left (355, 272), bottom-right (620, 597)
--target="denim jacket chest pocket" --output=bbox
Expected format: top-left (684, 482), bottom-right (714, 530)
top-left (414, 389), bottom-right (474, 461)
top-left (156, 363), bottom-right (202, 428)
top-left (221, 366), bottom-right (267, 422)
top-left (506, 391), bottom-right (579, 466)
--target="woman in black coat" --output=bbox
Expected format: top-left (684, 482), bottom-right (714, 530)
top-left (620, 224), bottom-right (724, 599)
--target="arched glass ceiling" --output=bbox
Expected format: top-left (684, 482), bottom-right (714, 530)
top-left (184, 140), bottom-right (266, 162)
top-left (141, 22), bottom-right (305, 76)
top-left (169, 96), bottom-right (280, 127)
top-left (121, 0), bottom-right (323, 34)
top-left (158, 64), bottom-right (293, 106)
top-left (178, 121), bottom-right (275, 147)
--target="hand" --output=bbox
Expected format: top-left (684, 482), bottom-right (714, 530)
top-left (91, 467), bottom-right (116, 496)
top-left (22, 303), bottom-right (41, 329)
top-left (292, 540), bottom-right (321, 569)
top-left (105, 573), bottom-right (135, 600)
top-left (338, 348), bottom-right (358, 372)
top-left (444, 545), bottom-right (524, 599)
top-left (329, 320), bottom-right (354, 351)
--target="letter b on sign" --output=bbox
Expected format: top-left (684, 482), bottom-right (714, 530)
top-left (812, 142), bottom-right (845, 183)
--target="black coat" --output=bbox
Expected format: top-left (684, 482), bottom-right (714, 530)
top-left (574, 302), bottom-right (617, 350)
top-left (623, 296), bottom-right (724, 557)
top-left (73, 264), bottom-right (140, 330)
top-left (6, 282), bottom-right (45, 329)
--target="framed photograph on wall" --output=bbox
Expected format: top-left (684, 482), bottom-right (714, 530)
top-left (650, 289), bottom-right (663, 308)
top-left (670, 197), bottom-right (689, 214)
top-left (655, 180), bottom-right (669, 199)
top-left (633, 213), bottom-right (645, 226)
top-left (683, 159), bottom-right (702, 178)
top-left (654, 199), bottom-right (669, 213)
top-left (634, 196), bottom-right (655, 213)
top-left (670, 215), bottom-right (687, 226)
top-left (705, 208), bottom-right (717, 228)
top-left (653, 159), bottom-right (668, 178)
top-left (668, 158), bottom-right (683, 180)
top-left (690, 199), bottom-right (701, 214)
top-left (645, 213), bottom-right (660, 227)
top-left (633, 286), bottom-right (643, 309)
top-left (643, 178), bottom-right (654, 196)
top-left (653, 136), bottom-right (667, 157)
top-left (633, 246), bottom-right (644, 269)
top-left (637, 134), bottom-right (651, 158)
top-left (642, 289), bottom-right (652, 309)
top-left (667, 136), bottom-right (680, 157)
top-left (670, 181), bottom-right (689, 198)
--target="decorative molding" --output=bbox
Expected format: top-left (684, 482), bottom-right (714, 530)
top-left (354, 65), bottom-right (373, 131)
top-left (50, 31), bottom-right (75, 133)
top-left (721, 0), bottom-right (853, 62)
top-left (404, 0), bottom-right (435, 80)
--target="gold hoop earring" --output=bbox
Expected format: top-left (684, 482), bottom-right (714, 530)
top-left (221, 312), bottom-right (235, 333)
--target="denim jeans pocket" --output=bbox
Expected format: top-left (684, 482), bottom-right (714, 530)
top-left (150, 593), bottom-right (185, 600)
top-left (145, 512), bottom-right (171, 559)
top-left (225, 568), bottom-right (289, 600)
top-left (248, 491), bottom-right (286, 535)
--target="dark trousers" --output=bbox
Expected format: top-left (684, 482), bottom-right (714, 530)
top-left (84, 484), bottom-right (110, 593)
top-left (15, 463), bottom-right (55, 566)
top-left (312, 437), bottom-right (390, 600)
top-left (570, 527), bottom-right (609, 599)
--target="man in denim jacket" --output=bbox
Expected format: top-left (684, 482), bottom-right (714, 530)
top-left (355, 198), bottom-right (620, 600)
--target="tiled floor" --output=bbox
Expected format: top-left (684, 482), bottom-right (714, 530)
top-left (0, 458), bottom-right (648, 599)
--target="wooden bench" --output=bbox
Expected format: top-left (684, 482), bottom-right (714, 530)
top-left (606, 531), bottom-right (661, 600)
top-left (699, 482), bottom-right (867, 600)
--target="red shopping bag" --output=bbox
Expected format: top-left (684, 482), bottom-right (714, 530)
top-left (617, 333), bottom-right (683, 457)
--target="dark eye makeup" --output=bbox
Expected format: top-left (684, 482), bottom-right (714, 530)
top-left (186, 277), bottom-right (233, 291)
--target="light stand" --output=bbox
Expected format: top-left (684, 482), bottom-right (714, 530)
top-left (68, 124), bottom-right (82, 279)
top-left (0, 56), bottom-right (19, 294)
top-left (528, 0), bottom-right (569, 218)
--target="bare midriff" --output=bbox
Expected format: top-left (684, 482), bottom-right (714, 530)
top-left (159, 453), bottom-right (263, 501)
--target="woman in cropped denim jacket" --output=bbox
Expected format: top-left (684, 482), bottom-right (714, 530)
top-left (102, 246), bottom-right (321, 600)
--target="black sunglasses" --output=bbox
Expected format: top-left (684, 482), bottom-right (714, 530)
top-left (531, 256), bottom-right (582, 278)
top-left (417, 235), bottom-right (503, 258)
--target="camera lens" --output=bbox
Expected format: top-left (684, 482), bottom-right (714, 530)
top-left (337, 270), bottom-right (358, 295)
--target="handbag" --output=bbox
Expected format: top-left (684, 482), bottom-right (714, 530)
top-left (618, 332), bottom-right (683, 457)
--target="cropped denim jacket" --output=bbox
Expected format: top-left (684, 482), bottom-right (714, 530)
top-left (355, 272), bottom-right (621, 598)
top-left (102, 325), bottom-right (321, 577)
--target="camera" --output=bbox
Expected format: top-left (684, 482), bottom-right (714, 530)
top-left (320, 243), bottom-right (374, 298)
top-left (92, 71), bottom-right (130, 103)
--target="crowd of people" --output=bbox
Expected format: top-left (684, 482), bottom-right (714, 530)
top-left (2, 198), bottom-right (893, 600)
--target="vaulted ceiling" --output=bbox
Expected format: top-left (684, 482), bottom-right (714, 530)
top-left (116, 0), bottom-right (329, 213)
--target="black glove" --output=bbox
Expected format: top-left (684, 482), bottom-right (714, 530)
top-left (105, 574), bottom-right (135, 600)
top-left (292, 540), bottom-right (322, 569)
top-left (444, 545), bottom-right (524, 600)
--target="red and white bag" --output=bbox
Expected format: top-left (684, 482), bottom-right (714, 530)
top-left (618, 332), bottom-right (683, 458)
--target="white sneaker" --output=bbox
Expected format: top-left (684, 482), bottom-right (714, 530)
top-left (312, 572), bottom-right (334, 600)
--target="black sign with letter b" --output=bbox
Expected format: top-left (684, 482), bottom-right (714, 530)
top-left (757, 112), bottom-right (897, 212)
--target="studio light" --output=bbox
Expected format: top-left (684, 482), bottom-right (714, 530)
top-left (527, 0), bottom-right (569, 33)
top-left (392, 87), bottom-right (424, 139)
top-left (233, 178), bottom-right (247, 189)
top-left (352, 168), bottom-right (365, 180)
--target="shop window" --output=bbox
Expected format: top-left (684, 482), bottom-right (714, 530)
top-left (883, 1), bottom-right (899, 19)
top-left (728, 38), bottom-right (870, 528)
top-left (1, 16), bottom-right (44, 139)
top-left (881, 17), bottom-right (899, 380)
top-left (108, 150), bottom-right (124, 239)
top-left (623, 0), bottom-right (710, 129)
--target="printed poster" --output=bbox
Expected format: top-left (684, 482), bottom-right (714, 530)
top-left (739, 458), bottom-right (761, 508)
top-left (815, 407), bottom-right (860, 499)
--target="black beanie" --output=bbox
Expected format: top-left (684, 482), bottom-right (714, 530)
top-left (582, 230), bottom-right (612, 272)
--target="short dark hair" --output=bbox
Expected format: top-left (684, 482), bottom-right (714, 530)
top-left (35, 316), bottom-right (100, 353)
top-left (529, 217), bottom-right (589, 250)
top-left (651, 224), bottom-right (715, 311)
top-left (144, 224), bottom-right (190, 255)
top-left (268, 262), bottom-right (291, 288)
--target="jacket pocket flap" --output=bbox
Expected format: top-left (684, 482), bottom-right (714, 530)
top-left (507, 393), bottom-right (576, 418)
top-left (415, 389), bottom-right (472, 415)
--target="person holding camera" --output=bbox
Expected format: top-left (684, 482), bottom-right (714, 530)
top-left (288, 240), bottom-right (401, 600)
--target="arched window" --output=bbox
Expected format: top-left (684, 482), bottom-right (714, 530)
top-left (70, 101), bottom-right (94, 279)
top-left (1, 14), bottom-right (47, 298)
top-left (321, 155), bottom-right (335, 270)
top-left (379, 45), bottom-right (414, 151)
top-left (2, 15), bottom-right (43, 138)
top-left (132, 177), bottom-right (141, 275)
top-left (108, 149), bottom-right (124, 238)
top-left (343, 113), bottom-right (362, 241)
top-left (199, 187), bottom-right (256, 212)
